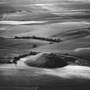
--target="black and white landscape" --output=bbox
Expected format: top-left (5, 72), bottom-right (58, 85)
top-left (1, 0), bottom-right (90, 90)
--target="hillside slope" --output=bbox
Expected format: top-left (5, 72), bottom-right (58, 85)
top-left (0, 22), bottom-right (90, 38)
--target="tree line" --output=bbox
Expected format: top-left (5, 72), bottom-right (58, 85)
top-left (14, 36), bottom-right (62, 43)
top-left (13, 51), bottom-right (39, 64)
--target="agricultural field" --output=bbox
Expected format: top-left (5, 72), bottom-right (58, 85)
top-left (1, 0), bottom-right (90, 90)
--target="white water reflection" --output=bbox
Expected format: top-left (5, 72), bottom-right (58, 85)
top-left (0, 21), bottom-right (47, 25)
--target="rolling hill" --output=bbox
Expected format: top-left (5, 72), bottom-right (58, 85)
top-left (0, 21), bottom-right (90, 38)
top-left (51, 27), bottom-right (90, 40)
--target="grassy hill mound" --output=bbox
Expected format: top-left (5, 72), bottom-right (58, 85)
top-left (24, 52), bottom-right (68, 68)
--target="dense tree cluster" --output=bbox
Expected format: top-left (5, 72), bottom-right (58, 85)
top-left (14, 36), bottom-right (62, 43)
top-left (13, 51), bottom-right (39, 64)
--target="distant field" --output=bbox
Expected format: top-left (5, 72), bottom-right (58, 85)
top-left (0, 24), bottom-right (14, 34)
top-left (51, 27), bottom-right (90, 40)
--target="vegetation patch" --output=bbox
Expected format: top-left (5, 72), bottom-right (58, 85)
top-left (13, 51), bottom-right (39, 64)
top-left (14, 36), bottom-right (62, 43)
